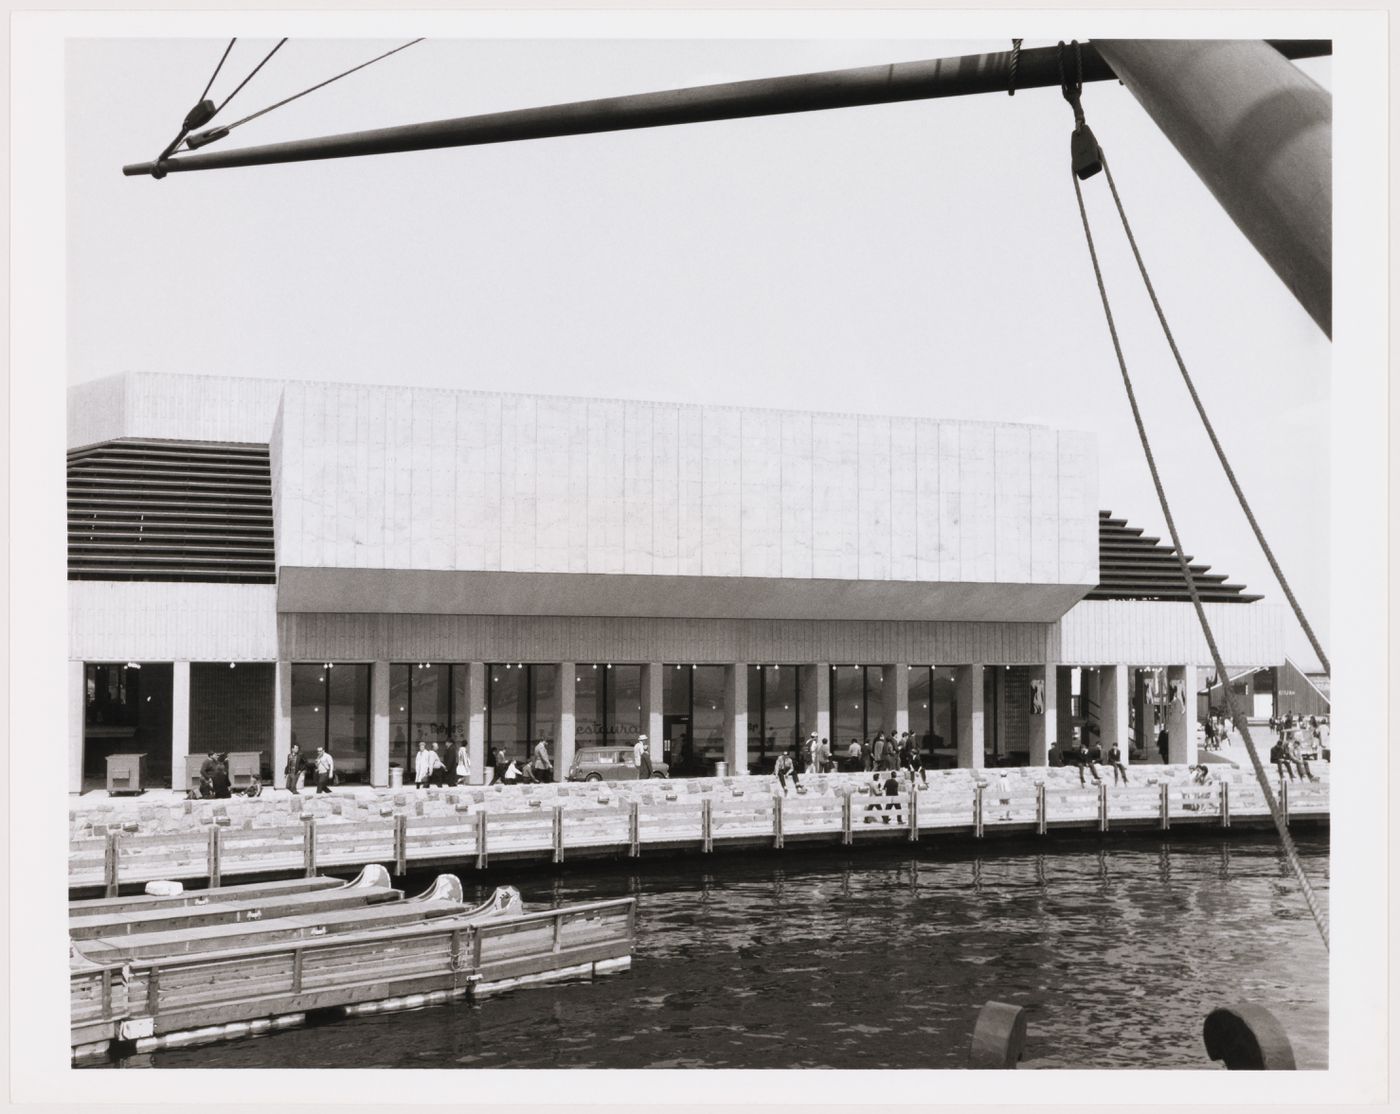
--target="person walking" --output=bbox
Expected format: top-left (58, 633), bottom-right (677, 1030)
top-left (490, 744), bottom-right (508, 786)
top-left (531, 736), bottom-right (554, 784)
top-left (413, 741), bottom-right (436, 789)
top-left (284, 744), bottom-right (303, 794)
top-left (846, 738), bottom-right (862, 772)
top-left (455, 742), bottom-right (471, 786)
top-left (872, 732), bottom-right (888, 772)
top-left (1156, 726), bottom-right (1170, 765)
top-left (314, 746), bottom-right (334, 794)
top-left (634, 734), bottom-right (654, 779)
top-left (211, 754), bottom-right (232, 799)
top-left (860, 736), bottom-right (874, 773)
top-left (818, 736), bottom-right (832, 773)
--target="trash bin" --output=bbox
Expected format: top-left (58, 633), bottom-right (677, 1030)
top-left (388, 766), bottom-right (403, 789)
top-left (714, 761), bottom-right (728, 779)
top-left (106, 753), bottom-right (147, 795)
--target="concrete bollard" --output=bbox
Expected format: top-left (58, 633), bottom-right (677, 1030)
top-left (969, 1001), bottom-right (1028, 1068)
top-left (1203, 1004), bottom-right (1297, 1070)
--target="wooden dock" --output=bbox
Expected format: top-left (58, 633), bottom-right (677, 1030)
top-left (69, 769), bottom-right (1329, 898)
top-left (70, 876), bottom-right (636, 1061)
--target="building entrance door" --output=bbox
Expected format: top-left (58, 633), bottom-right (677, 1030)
top-left (663, 714), bottom-right (692, 775)
top-left (83, 662), bottom-right (174, 791)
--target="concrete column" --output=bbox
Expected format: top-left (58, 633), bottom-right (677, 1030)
top-left (1055, 666), bottom-right (1074, 754)
top-left (641, 662), bottom-right (665, 763)
top-left (955, 664), bottom-right (984, 770)
top-left (171, 660), bottom-right (191, 791)
top-left (70, 660), bottom-right (86, 794)
top-left (1082, 667), bottom-right (1102, 739)
top-left (273, 660), bottom-right (293, 789)
top-left (1100, 665), bottom-right (1130, 764)
top-left (556, 662), bottom-right (576, 779)
top-left (799, 662), bottom-right (830, 744)
top-left (464, 662), bottom-right (486, 783)
top-left (882, 663), bottom-right (909, 738)
top-left (370, 661), bottom-right (390, 787)
top-left (1133, 669), bottom-right (1151, 755)
top-left (1167, 665), bottom-right (1198, 765)
top-left (723, 663), bottom-right (748, 775)
top-left (1027, 663), bottom-right (1056, 767)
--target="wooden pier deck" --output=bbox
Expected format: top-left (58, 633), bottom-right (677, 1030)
top-left (69, 767), bottom-right (1329, 897)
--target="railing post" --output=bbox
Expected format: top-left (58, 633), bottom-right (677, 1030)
top-left (1098, 781), bottom-right (1109, 833)
top-left (773, 795), bottom-right (784, 850)
top-left (104, 831), bottom-right (120, 898)
top-left (475, 810), bottom-right (488, 870)
top-left (1159, 781), bottom-right (1170, 831)
top-left (292, 948), bottom-right (304, 994)
top-left (1036, 782), bottom-right (1047, 836)
top-left (394, 813), bottom-right (408, 874)
top-left (974, 784), bottom-right (984, 838)
top-left (302, 816), bottom-right (317, 878)
top-left (842, 790), bottom-right (853, 846)
top-left (908, 786), bottom-right (919, 842)
top-left (702, 798), bottom-right (713, 853)
top-left (1220, 781), bottom-right (1230, 829)
top-left (1281, 779), bottom-right (1290, 827)
top-left (207, 825), bottom-right (222, 887)
top-left (552, 806), bottom-right (564, 865)
top-left (629, 801), bottom-right (640, 858)
top-left (552, 912), bottom-right (563, 954)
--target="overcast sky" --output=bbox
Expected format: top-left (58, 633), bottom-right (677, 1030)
top-left (66, 34), bottom-right (1332, 668)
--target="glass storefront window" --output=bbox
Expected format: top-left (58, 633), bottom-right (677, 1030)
top-left (931, 666), bottom-right (958, 766)
top-left (487, 664), bottom-right (530, 762)
top-left (292, 663), bottom-right (371, 783)
top-left (831, 665), bottom-right (865, 750)
top-left (190, 663), bottom-right (275, 780)
top-left (606, 665), bottom-right (642, 744)
top-left (532, 665), bottom-right (558, 748)
top-left (82, 662), bottom-right (174, 788)
top-left (690, 666), bottom-right (725, 770)
top-left (574, 665), bottom-right (602, 749)
top-left (908, 666), bottom-right (932, 753)
top-left (748, 665), bottom-right (799, 770)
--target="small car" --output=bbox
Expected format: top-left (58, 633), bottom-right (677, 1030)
top-left (566, 746), bottom-right (670, 782)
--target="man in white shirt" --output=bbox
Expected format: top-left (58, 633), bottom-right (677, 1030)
top-left (634, 734), bottom-right (653, 778)
top-left (314, 746), bottom-right (335, 794)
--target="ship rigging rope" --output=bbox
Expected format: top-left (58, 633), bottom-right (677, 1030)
top-left (198, 38), bottom-right (237, 104)
top-left (196, 38), bottom-right (425, 146)
top-left (1096, 159), bottom-right (1331, 677)
top-left (1061, 53), bottom-right (1329, 950)
top-left (213, 38), bottom-right (288, 115)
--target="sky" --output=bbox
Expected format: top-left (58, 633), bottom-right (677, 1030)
top-left (66, 32), bottom-right (1333, 668)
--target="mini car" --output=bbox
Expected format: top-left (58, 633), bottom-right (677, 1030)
top-left (566, 746), bottom-right (670, 782)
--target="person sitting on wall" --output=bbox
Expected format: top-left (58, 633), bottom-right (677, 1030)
top-left (1105, 742), bottom-right (1129, 785)
top-left (1047, 741), bottom-right (1065, 768)
top-left (197, 751), bottom-right (218, 799)
top-left (314, 747), bottom-right (335, 794)
top-left (1268, 739), bottom-right (1296, 785)
top-left (242, 774), bottom-right (262, 798)
top-left (905, 742), bottom-right (929, 788)
top-left (1289, 731), bottom-right (1318, 783)
top-left (773, 750), bottom-right (799, 796)
top-left (881, 769), bottom-right (903, 824)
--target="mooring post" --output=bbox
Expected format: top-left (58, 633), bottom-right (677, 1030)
top-left (701, 798), bottom-right (713, 852)
top-left (908, 786), bottom-right (919, 842)
top-left (101, 968), bottom-right (113, 1020)
top-left (394, 813), bottom-right (408, 875)
top-left (974, 784), bottom-right (985, 838)
top-left (628, 801), bottom-right (640, 858)
top-left (475, 810), bottom-right (488, 870)
top-left (207, 825), bottom-right (222, 887)
top-left (302, 816), bottom-right (317, 878)
top-left (1036, 782), bottom-right (1047, 835)
top-left (773, 794), bottom-right (784, 850)
top-left (1203, 1004), bottom-right (1297, 1070)
top-left (552, 806), bottom-right (564, 865)
top-left (104, 831), bottom-right (120, 898)
top-left (841, 789), bottom-right (853, 845)
top-left (1098, 781), bottom-right (1109, 833)
top-left (1220, 780), bottom-right (1231, 829)
top-left (969, 1001), bottom-right (1028, 1069)
top-left (1159, 781), bottom-right (1170, 830)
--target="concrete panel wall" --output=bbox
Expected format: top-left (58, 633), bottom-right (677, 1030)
top-left (69, 583), bottom-right (279, 661)
top-left (1055, 600), bottom-right (1286, 668)
top-left (68, 372), bottom-right (285, 449)
top-left (266, 380), bottom-right (1098, 589)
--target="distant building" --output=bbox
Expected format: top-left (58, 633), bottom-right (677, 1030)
top-left (68, 372), bottom-right (1285, 792)
top-left (1198, 658), bottom-right (1331, 721)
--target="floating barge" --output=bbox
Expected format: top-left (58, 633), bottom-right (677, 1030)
top-left (70, 866), bottom-right (635, 1062)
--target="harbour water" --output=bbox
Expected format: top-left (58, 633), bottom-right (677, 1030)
top-left (113, 832), bottom-right (1328, 1071)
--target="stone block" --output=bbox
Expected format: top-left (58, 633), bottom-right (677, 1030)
top-left (215, 816), bottom-right (232, 827)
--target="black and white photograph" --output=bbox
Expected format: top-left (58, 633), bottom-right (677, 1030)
top-left (6, 7), bottom-right (1391, 1107)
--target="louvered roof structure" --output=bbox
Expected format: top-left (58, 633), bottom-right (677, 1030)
top-left (67, 439), bottom-right (274, 583)
top-left (1089, 510), bottom-right (1260, 603)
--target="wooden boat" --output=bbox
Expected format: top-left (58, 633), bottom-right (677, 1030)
top-left (70, 868), bottom-right (635, 1061)
top-left (69, 873), bottom-right (350, 917)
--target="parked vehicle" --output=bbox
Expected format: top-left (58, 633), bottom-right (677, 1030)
top-left (566, 746), bottom-right (669, 782)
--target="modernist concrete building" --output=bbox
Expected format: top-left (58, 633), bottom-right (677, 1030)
top-left (68, 372), bottom-right (1285, 793)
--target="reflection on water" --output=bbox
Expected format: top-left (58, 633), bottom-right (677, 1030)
top-left (129, 833), bottom-right (1328, 1070)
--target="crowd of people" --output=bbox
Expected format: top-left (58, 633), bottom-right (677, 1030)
top-left (772, 731), bottom-right (929, 795)
top-left (1268, 713), bottom-right (1325, 785)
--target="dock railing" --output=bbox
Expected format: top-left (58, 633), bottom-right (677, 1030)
top-left (71, 768), bottom-right (1327, 892)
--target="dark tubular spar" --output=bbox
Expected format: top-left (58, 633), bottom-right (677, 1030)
top-left (123, 40), bottom-right (1329, 178)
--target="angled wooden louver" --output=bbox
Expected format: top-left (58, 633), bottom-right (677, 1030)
top-left (67, 439), bottom-right (275, 583)
top-left (1089, 510), bottom-right (1260, 603)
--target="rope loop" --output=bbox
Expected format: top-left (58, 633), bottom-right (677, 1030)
top-left (1057, 40), bottom-right (1086, 125)
top-left (1007, 39), bottom-right (1023, 96)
